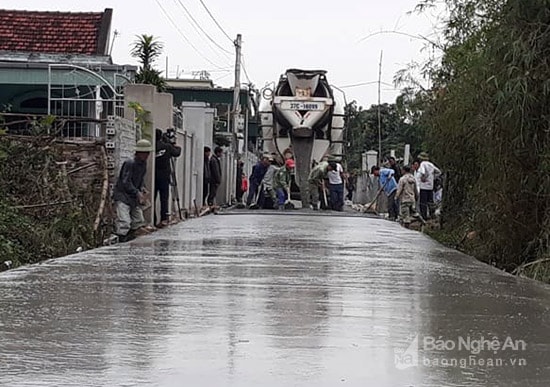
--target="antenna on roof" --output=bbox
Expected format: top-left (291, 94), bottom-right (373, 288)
top-left (192, 70), bottom-right (211, 80)
top-left (108, 30), bottom-right (120, 57)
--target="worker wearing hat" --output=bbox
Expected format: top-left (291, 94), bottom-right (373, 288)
top-left (112, 139), bottom-right (153, 242)
top-left (418, 152), bottom-right (430, 161)
top-left (259, 154), bottom-right (279, 209)
top-left (307, 160), bottom-right (329, 210)
top-left (273, 158), bottom-right (295, 210)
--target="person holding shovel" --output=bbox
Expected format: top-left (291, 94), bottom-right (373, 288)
top-left (371, 165), bottom-right (398, 221)
top-left (259, 156), bottom-right (279, 209)
top-left (273, 158), bottom-right (295, 210)
top-left (307, 161), bottom-right (329, 210)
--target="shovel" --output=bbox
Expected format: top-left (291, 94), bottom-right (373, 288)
top-left (321, 181), bottom-right (328, 209)
top-left (364, 177), bottom-right (391, 213)
top-left (249, 183), bottom-right (263, 209)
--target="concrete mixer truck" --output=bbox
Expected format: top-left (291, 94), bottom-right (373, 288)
top-left (258, 69), bottom-right (346, 207)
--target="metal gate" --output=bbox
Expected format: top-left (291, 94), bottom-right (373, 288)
top-left (47, 64), bottom-right (128, 139)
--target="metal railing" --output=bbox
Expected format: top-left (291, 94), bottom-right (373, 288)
top-left (47, 64), bottom-right (128, 140)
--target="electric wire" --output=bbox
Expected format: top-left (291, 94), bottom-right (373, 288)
top-left (153, 0), bottom-right (227, 70)
top-left (171, 0), bottom-right (231, 61)
top-left (241, 55), bottom-right (252, 84)
top-left (174, 0), bottom-right (233, 55)
top-left (214, 72), bottom-right (232, 82)
top-left (193, 67), bottom-right (232, 73)
top-left (197, 0), bottom-right (233, 43)
top-left (339, 81), bottom-right (395, 89)
top-left (242, 64), bottom-right (252, 84)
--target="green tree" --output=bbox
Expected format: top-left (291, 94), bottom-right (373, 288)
top-left (344, 101), bottom-right (368, 171)
top-left (131, 34), bottom-right (167, 92)
top-left (414, 0), bottom-right (550, 277)
top-left (345, 95), bottom-right (426, 170)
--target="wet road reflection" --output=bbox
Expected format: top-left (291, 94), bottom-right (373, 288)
top-left (1, 214), bottom-right (549, 386)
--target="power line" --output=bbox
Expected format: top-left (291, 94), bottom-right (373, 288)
top-left (174, 0), bottom-right (233, 55)
top-left (153, 0), bottom-right (227, 70)
top-left (241, 55), bottom-right (252, 84)
top-left (197, 0), bottom-right (233, 43)
top-left (357, 30), bottom-right (441, 50)
top-left (239, 36), bottom-right (252, 85)
top-left (242, 63), bottom-right (252, 84)
top-left (339, 80), bottom-right (395, 89)
top-left (171, 0), bottom-right (231, 61)
top-left (170, 0), bottom-right (231, 61)
top-left (214, 72), bottom-right (232, 83)
top-left (188, 67), bottom-right (232, 73)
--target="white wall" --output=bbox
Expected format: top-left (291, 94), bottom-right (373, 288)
top-left (115, 88), bottom-right (221, 223)
top-left (181, 102), bottom-right (211, 209)
top-left (123, 84), bottom-right (179, 224)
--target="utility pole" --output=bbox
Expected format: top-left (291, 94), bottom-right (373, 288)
top-left (377, 50), bottom-right (383, 166)
top-left (231, 34), bottom-right (242, 204)
top-left (232, 34), bottom-right (242, 136)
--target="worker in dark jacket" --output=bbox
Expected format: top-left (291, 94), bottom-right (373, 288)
top-left (236, 160), bottom-right (244, 203)
top-left (203, 146), bottom-right (211, 206)
top-left (208, 146), bottom-right (223, 207)
top-left (246, 155), bottom-right (269, 207)
top-left (388, 156), bottom-right (401, 183)
top-left (113, 139), bottom-right (152, 241)
top-left (154, 128), bottom-right (181, 227)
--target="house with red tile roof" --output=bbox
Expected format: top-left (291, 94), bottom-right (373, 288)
top-left (0, 9), bottom-right (112, 57)
top-left (0, 8), bottom-right (135, 136)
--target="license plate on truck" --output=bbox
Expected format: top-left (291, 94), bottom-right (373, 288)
top-left (280, 101), bottom-right (325, 111)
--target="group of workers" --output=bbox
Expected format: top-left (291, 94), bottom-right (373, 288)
top-left (111, 134), bottom-right (442, 242)
top-left (246, 154), bottom-right (296, 210)
top-left (372, 152), bottom-right (442, 227)
top-left (244, 149), bottom-right (442, 226)
top-left (245, 153), bottom-right (347, 212)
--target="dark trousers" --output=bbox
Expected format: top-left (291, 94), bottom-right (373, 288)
top-left (236, 178), bottom-right (243, 202)
top-left (203, 181), bottom-right (209, 206)
top-left (247, 182), bottom-right (259, 206)
top-left (329, 183), bottom-right (344, 211)
top-left (419, 189), bottom-right (434, 220)
top-left (155, 176), bottom-right (170, 223)
top-left (208, 183), bottom-right (219, 206)
top-left (387, 190), bottom-right (398, 220)
top-left (259, 187), bottom-right (276, 209)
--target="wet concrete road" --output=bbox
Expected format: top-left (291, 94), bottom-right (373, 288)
top-left (1, 213), bottom-right (550, 386)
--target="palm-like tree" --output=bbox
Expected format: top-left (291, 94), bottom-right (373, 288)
top-left (131, 35), bottom-right (166, 92)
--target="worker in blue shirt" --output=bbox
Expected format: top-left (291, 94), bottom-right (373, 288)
top-left (371, 165), bottom-right (399, 221)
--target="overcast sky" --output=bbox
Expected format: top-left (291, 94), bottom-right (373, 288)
top-left (5, 0), bottom-right (442, 106)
